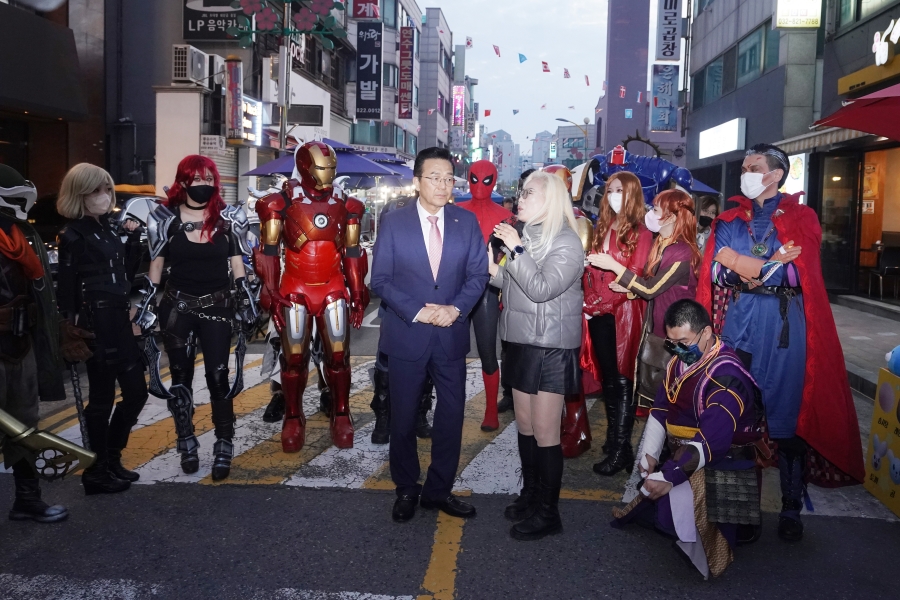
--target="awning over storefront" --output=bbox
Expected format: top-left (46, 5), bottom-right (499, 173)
top-left (774, 126), bottom-right (870, 155)
top-left (811, 82), bottom-right (900, 143)
top-left (0, 4), bottom-right (88, 120)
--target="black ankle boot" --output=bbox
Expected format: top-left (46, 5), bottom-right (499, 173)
top-left (511, 445), bottom-right (563, 541)
top-left (415, 382), bottom-right (433, 439)
top-left (263, 390), bottom-right (285, 423)
top-left (593, 378), bottom-right (635, 477)
top-left (82, 461), bottom-right (131, 495)
top-left (211, 439), bottom-right (234, 481)
top-left (370, 368), bottom-right (391, 444)
top-left (108, 449), bottom-right (140, 482)
top-left (9, 476), bottom-right (68, 523)
top-left (505, 434), bottom-right (539, 521)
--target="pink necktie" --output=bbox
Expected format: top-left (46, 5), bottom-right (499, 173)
top-left (427, 215), bottom-right (442, 279)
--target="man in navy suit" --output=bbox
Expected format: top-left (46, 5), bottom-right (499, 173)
top-left (371, 147), bottom-right (489, 522)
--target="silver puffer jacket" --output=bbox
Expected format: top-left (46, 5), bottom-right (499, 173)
top-left (490, 224), bottom-right (584, 349)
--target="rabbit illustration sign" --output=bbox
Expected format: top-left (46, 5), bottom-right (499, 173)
top-left (864, 368), bottom-right (900, 517)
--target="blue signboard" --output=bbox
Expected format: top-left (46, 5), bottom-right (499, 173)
top-left (651, 64), bottom-right (678, 132)
top-left (625, 109), bottom-right (633, 119)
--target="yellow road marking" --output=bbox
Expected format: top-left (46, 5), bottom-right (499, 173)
top-left (121, 358), bottom-right (265, 470)
top-left (362, 388), bottom-right (515, 490)
top-left (418, 512), bottom-right (466, 600)
top-left (202, 386), bottom-right (376, 486)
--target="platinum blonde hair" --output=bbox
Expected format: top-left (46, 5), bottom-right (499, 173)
top-left (57, 163), bottom-right (116, 219)
top-left (521, 170), bottom-right (578, 259)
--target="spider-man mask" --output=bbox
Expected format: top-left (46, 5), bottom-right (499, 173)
top-left (468, 160), bottom-right (498, 202)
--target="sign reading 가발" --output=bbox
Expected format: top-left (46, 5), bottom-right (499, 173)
top-left (356, 22), bottom-right (383, 121)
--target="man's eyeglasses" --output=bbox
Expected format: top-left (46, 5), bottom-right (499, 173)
top-left (420, 176), bottom-right (455, 187)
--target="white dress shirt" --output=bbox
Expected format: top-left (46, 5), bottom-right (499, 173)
top-left (416, 198), bottom-right (445, 245)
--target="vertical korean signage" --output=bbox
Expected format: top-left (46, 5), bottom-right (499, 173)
top-left (225, 57), bottom-right (244, 140)
top-left (651, 64), bottom-right (678, 132)
top-left (655, 0), bottom-right (682, 61)
top-left (183, 0), bottom-right (247, 41)
top-left (399, 27), bottom-right (415, 119)
top-left (452, 85), bottom-right (466, 127)
top-left (356, 22), bottom-right (383, 121)
top-left (353, 0), bottom-right (380, 19)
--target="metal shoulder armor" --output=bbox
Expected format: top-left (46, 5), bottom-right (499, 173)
top-left (147, 203), bottom-right (176, 260)
top-left (221, 204), bottom-right (251, 256)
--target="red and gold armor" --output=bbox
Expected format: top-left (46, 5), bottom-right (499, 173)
top-left (253, 142), bottom-right (369, 451)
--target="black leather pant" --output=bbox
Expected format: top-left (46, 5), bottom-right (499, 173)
top-left (471, 286), bottom-right (500, 375)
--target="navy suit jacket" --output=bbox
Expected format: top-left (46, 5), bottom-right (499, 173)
top-left (371, 201), bottom-right (489, 362)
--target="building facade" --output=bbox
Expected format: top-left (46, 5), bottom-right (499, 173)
top-left (0, 0), bottom-right (102, 198)
top-left (417, 7), bottom-right (453, 151)
top-left (486, 129), bottom-right (519, 186)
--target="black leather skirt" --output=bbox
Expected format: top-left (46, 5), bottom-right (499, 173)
top-left (502, 342), bottom-right (581, 395)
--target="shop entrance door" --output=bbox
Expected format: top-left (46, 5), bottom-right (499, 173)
top-left (819, 154), bottom-right (859, 291)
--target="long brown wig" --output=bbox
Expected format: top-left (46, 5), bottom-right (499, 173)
top-left (646, 189), bottom-right (701, 274)
top-left (591, 171), bottom-right (646, 257)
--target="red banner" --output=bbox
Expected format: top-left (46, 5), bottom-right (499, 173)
top-left (353, 1), bottom-right (380, 19)
top-left (398, 26), bottom-right (415, 119)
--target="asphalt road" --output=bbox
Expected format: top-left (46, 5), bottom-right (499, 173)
top-left (3, 297), bottom-right (900, 599)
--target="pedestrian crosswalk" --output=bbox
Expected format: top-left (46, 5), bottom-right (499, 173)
top-left (13, 356), bottom-right (900, 522)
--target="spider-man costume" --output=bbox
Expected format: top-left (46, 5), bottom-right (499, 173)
top-left (254, 142), bottom-right (370, 451)
top-left (458, 160), bottom-right (513, 431)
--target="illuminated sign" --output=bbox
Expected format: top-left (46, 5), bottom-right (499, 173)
top-left (452, 85), bottom-right (466, 127)
top-left (549, 143), bottom-right (557, 159)
top-left (698, 118), bottom-right (746, 159)
top-left (775, 0), bottom-right (822, 28)
top-left (781, 153), bottom-right (807, 199)
top-left (242, 96), bottom-right (263, 145)
top-left (873, 18), bottom-right (900, 66)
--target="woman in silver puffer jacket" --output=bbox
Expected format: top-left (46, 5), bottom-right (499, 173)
top-left (489, 170), bottom-right (584, 541)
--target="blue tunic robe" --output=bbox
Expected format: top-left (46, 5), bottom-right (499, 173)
top-left (711, 193), bottom-right (806, 439)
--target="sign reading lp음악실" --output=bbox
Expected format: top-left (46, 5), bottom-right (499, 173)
top-left (183, 0), bottom-right (248, 41)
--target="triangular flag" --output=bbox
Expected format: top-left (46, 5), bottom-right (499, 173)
top-left (491, 134), bottom-right (497, 139)
top-left (484, 109), bottom-right (491, 117)
top-left (619, 85), bottom-right (626, 98)
top-left (637, 91), bottom-right (643, 103)
top-left (383, 120), bottom-right (390, 126)
top-left (493, 45), bottom-right (501, 57)
top-left (513, 109), bottom-right (519, 115)
top-left (585, 75), bottom-right (590, 86)
top-left (443, 129), bottom-right (449, 133)
top-left (428, 108), bottom-right (435, 115)
top-left (595, 107), bottom-right (602, 113)
top-left (568, 105), bottom-right (575, 110)
top-left (540, 104), bottom-right (547, 110)
top-left (542, 61), bottom-right (550, 73)
top-left (416, 125), bottom-right (422, 132)
top-left (564, 68), bottom-right (571, 79)
top-left (602, 80), bottom-right (608, 91)
top-left (519, 54), bottom-right (527, 63)
top-left (466, 37), bottom-right (473, 48)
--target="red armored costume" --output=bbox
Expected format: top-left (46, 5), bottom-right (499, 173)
top-left (254, 142), bottom-right (370, 451)
top-left (458, 160), bottom-right (512, 430)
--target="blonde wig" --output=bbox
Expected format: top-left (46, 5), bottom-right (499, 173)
top-left (57, 163), bottom-right (116, 219)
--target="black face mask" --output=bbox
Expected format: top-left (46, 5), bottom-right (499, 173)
top-left (186, 185), bottom-right (215, 205)
top-left (698, 215), bottom-right (714, 228)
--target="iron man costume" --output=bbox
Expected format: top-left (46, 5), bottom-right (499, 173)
top-left (544, 165), bottom-right (594, 459)
top-left (253, 142), bottom-right (369, 451)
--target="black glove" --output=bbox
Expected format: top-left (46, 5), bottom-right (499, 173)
top-left (132, 275), bottom-right (158, 334)
top-left (234, 276), bottom-right (260, 333)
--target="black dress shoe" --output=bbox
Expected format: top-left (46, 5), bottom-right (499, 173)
top-left (420, 494), bottom-right (477, 518)
top-left (392, 494), bottom-right (419, 522)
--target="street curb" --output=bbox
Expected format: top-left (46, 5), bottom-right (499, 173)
top-left (846, 360), bottom-right (877, 400)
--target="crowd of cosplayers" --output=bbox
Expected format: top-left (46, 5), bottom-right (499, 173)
top-left (0, 138), bottom-right (864, 579)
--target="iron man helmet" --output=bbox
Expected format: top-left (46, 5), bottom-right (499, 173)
top-left (543, 165), bottom-right (573, 194)
top-left (295, 141), bottom-right (337, 198)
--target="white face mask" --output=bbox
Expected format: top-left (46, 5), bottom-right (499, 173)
top-left (644, 210), bottom-right (661, 233)
top-left (84, 192), bottom-right (111, 216)
top-left (608, 192), bottom-right (623, 214)
top-left (740, 170), bottom-right (775, 199)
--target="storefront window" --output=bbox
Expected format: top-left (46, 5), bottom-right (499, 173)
top-left (737, 28), bottom-right (763, 87)
top-left (352, 121), bottom-right (381, 145)
top-left (820, 156), bottom-right (858, 290)
top-left (704, 57), bottom-right (723, 105)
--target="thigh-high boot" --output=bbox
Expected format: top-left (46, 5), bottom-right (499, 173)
top-left (594, 377), bottom-right (635, 476)
top-left (560, 393), bottom-right (591, 458)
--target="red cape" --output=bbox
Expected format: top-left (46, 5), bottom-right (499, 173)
top-left (697, 193), bottom-right (865, 484)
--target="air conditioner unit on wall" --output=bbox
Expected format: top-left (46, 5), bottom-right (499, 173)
top-left (209, 54), bottom-right (226, 91)
top-left (172, 44), bottom-right (209, 87)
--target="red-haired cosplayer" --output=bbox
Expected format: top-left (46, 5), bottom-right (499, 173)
top-left (253, 141), bottom-right (369, 451)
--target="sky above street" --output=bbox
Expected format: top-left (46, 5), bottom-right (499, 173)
top-left (435, 0), bottom-right (610, 153)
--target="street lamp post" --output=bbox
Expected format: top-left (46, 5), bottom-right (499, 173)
top-left (555, 117), bottom-right (591, 167)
